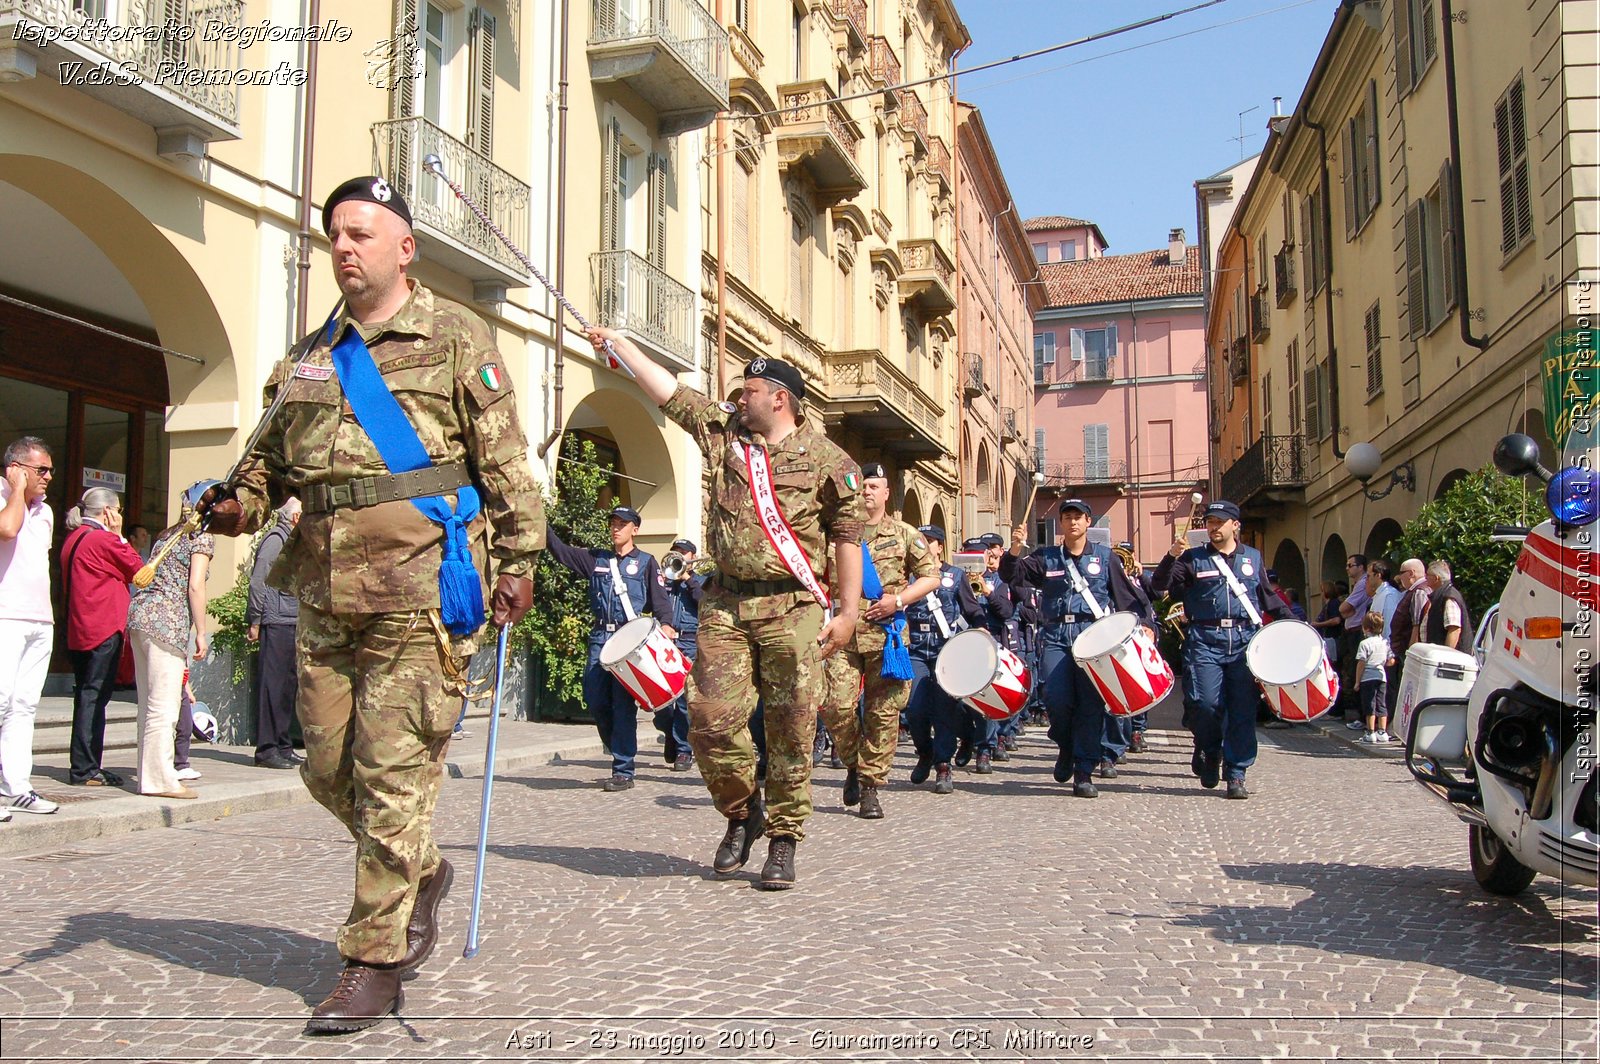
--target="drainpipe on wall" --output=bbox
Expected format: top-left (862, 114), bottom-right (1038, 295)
top-left (537, 0), bottom-right (572, 459)
top-left (1303, 115), bottom-right (1344, 459)
top-left (1126, 300), bottom-right (1140, 558)
top-left (1440, 0), bottom-right (1490, 351)
top-left (950, 39), bottom-right (970, 539)
top-left (714, 0), bottom-right (728, 404)
top-left (292, 0), bottom-right (321, 340)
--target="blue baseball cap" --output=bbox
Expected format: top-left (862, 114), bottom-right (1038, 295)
top-left (917, 524), bottom-right (946, 543)
top-left (1059, 498), bottom-right (1093, 516)
top-left (609, 505), bottom-right (642, 526)
top-left (1204, 500), bottom-right (1242, 522)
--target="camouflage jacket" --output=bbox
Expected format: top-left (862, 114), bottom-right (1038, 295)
top-left (231, 283), bottom-right (545, 613)
top-left (829, 517), bottom-right (939, 651)
top-left (661, 384), bottom-right (862, 583)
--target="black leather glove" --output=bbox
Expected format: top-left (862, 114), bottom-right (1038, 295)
top-left (197, 483), bottom-right (246, 537)
top-left (491, 574), bottom-right (534, 627)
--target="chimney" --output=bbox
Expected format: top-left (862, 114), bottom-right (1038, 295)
top-left (1168, 227), bottom-right (1186, 264)
top-left (1273, 95), bottom-right (1283, 117)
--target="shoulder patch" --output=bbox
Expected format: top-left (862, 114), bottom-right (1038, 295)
top-left (844, 471), bottom-right (859, 490)
top-left (718, 401), bottom-right (737, 414)
top-left (294, 363), bottom-right (334, 381)
top-left (478, 364), bottom-right (504, 391)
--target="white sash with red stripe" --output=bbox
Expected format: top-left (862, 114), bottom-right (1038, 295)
top-left (742, 442), bottom-right (832, 616)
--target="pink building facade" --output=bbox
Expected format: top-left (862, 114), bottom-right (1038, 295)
top-left (1029, 224), bottom-right (1208, 567)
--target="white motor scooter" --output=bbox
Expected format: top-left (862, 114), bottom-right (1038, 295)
top-left (1400, 429), bottom-right (1599, 895)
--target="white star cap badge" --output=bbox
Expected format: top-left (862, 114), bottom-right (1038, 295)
top-left (371, 178), bottom-right (392, 202)
top-left (749, 357), bottom-right (768, 375)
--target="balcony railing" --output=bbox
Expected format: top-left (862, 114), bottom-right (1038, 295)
top-left (590, 249), bottom-right (698, 371)
top-left (897, 237), bottom-right (955, 311)
top-left (1042, 460), bottom-right (1129, 486)
top-left (963, 351), bottom-right (985, 397)
top-left (372, 117), bottom-right (531, 290)
top-left (868, 35), bottom-right (900, 108)
top-left (1250, 291), bottom-right (1271, 341)
top-left (589, 0), bottom-right (728, 131)
top-left (775, 79), bottom-right (865, 204)
top-left (0, 0), bottom-right (244, 151)
top-left (927, 134), bottom-right (952, 194)
top-left (1001, 406), bottom-right (1019, 442)
top-left (1220, 435), bottom-right (1308, 507)
top-left (897, 88), bottom-right (928, 154)
top-left (1079, 358), bottom-right (1114, 382)
top-left (1274, 246), bottom-right (1297, 307)
top-left (1228, 336), bottom-right (1249, 383)
top-left (831, 0), bottom-right (867, 52)
top-left (823, 348), bottom-right (943, 452)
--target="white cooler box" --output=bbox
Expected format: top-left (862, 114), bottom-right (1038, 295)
top-left (1394, 643), bottom-right (1478, 764)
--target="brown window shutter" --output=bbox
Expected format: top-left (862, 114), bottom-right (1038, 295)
top-left (1405, 199), bottom-right (1427, 338)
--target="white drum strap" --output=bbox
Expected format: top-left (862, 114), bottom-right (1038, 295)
top-left (1064, 555), bottom-right (1108, 621)
top-left (742, 443), bottom-right (833, 617)
top-left (607, 558), bottom-right (639, 622)
top-left (928, 594), bottom-right (954, 639)
top-left (1213, 554), bottom-right (1264, 626)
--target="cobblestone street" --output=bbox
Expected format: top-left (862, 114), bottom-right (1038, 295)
top-left (0, 709), bottom-right (1594, 1062)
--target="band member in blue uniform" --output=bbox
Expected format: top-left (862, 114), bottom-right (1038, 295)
top-left (955, 534), bottom-right (1016, 773)
top-left (658, 537), bottom-right (704, 771)
top-left (1116, 542), bottom-right (1157, 754)
top-left (1150, 500), bottom-right (1288, 799)
top-left (902, 525), bottom-right (983, 794)
top-left (545, 505), bottom-right (675, 791)
top-left (1002, 500), bottom-right (1154, 797)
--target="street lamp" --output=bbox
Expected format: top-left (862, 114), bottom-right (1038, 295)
top-left (1345, 442), bottom-right (1416, 501)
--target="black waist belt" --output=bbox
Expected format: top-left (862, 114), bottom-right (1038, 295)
top-left (713, 574), bottom-right (805, 597)
top-left (1046, 613), bottom-right (1089, 625)
top-left (1190, 618), bottom-right (1255, 629)
top-left (302, 463), bottom-right (471, 514)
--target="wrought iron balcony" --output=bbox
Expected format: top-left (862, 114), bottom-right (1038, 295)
top-left (1042, 460), bottom-right (1129, 487)
top-left (927, 134), bottom-right (952, 195)
top-left (0, 0), bottom-right (244, 156)
top-left (1219, 434), bottom-right (1308, 510)
top-left (1274, 246), bottom-right (1297, 307)
top-left (775, 79), bottom-right (866, 206)
top-left (1250, 291), bottom-right (1270, 341)
top-left (831, 0), bottom-right (867, 53)
top-left (372, 117), bottom-right (532, 295)
top-left (1001, 406), bottom-right (1019, 442)
top-left (1228, 336), bottom-right (1249, 383)
top-left (822, 348), bottom-right (943, 456)
top-left (963, 351), bottom-right (985, 397)
top-left (897, 88), bottom-right (928, 155)
top-left (897, 238), bottom-right (955, 312)
top-left (588, 0), bottom-right (728, 134)
top-left (867, 35), bottom-right (899, 109)
top-left (590, 249), bottom-right (698, 372)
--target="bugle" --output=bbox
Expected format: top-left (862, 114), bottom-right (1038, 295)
top-left (662, 550), bottom-right (716, 581)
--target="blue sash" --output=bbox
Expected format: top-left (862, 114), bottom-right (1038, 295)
top-left (326, 313), bottom-right (485, 635)
top-left (861, 541), bottom-right (913, 680)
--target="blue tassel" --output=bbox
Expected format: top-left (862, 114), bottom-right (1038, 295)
top-left (429, 487), bottom-right (485, 636)
top-left (881, 613), bottom-right (914, 680)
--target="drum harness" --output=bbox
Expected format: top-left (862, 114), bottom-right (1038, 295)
top-left (606, 558), bottom-right (640, 628)
top-left (1201, 552), bottom-right (1264, 629)
top-left (1061, 552), bottom-right (1108, 624)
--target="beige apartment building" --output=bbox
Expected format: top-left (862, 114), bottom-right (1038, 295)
top-left (1210, 0), bottom-right (1596, 599)
top-left (954, 99), bottom-right (1042, 538)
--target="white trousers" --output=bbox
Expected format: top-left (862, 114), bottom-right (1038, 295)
top-left (131, 629), bottom-right (184, 795)
top-left (0, 619), bottom-right (53, 797)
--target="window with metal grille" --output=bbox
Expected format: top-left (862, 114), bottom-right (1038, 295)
top-left (1495, 75), bottom-right (1534, 256)
top-left (1364, 300), bottom-right (1383, 397)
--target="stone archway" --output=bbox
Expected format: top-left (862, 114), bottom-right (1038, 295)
top-left (1321, 533), bottom-right (1349, 589)
top-left (929, 501), bottom-right (948, 536)
top-left (902, 487), bottom-right (924, 528)
top-left (564, 387), bottom-right (681, 549)
top-left (975, 439), bottom-right (994, 532)
top-left (1435, 467), bottom-right (1471, 500)
top-left (1364, 518), bottom-right (1404, 562)
top-left (1271, 538), bottom-right (1308, 610)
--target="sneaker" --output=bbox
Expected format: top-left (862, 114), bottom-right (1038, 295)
top-left (1095, 759), bottom-right (1118, 780)
top-left (0, 807), bottom-right (10, 822)
top-left (991, 745), bottom-right (1010, 763)
top-left (452, 726), bottom-right (472, 740)
top-left (672, 752), bottom-right (693, 772)
top-left (1000, 735), bottom-right (1017, 752)
top-left (974, 752), bottom-right (993, 774)
top-left (1346, 720), bottom-right (1365, 730)
top-left (932, 764), bottom-right (953, 794)
top-left (1377, 730), bottom-right (1394, 743)
top-left (175, 767), bottom-right (202, 782)
top-left (1356, 732), bottom-right (1378, 744)
top-left (1128, 732), bottom-right (1148, 754)
top-left (1073, 779), bottom-right (1099, 799)
top-left (601, 774), bottom-right (634, 792)
top-left (1226, 778), bottom-right (1250, 800)
top-left (8, 790), bottom-right (58, 815)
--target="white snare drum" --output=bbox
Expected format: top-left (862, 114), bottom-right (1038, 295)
top-left (934, 629), bottom-right (1032, 721)
top-left (599, 617), bottom-right (689, 712)
top-left (1071, 611), bottom-right (1174, 716)
top-left (1245, 619), bottom-right (1339, 722)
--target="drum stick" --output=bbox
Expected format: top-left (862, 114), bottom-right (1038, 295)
top-left (1019, 472), bottom-right (1047, 544)
top-left (463, 624), bottom-right (509, 959)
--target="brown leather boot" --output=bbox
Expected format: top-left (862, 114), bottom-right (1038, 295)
top-left (397, 858), bottom-right (454, 976)
top-left (304, 961), bottom-right (404, 1035)
top-left (857, 784), bottom-right (884, 819)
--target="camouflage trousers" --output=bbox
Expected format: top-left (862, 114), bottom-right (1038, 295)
top-left (687, 585), bottom-right (825, 842)
top-left (296, 603), bottom-right (471, 965)
top-left (820, 643), bottom-right (909, 787)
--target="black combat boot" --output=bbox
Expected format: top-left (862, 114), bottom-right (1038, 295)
top-left (757, 836), bottom-right (797, 890)
top-left (713, 791), bottom-right (764, 874)
top-left (858, 784), bottom-right (884, 819)
top-left (909, 753), bottom-right (933, 785)
top-left (842, 768), bottom-right (861, 807)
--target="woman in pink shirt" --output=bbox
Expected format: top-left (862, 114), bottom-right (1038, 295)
top-left (61, 487), bottom-right (143, 787)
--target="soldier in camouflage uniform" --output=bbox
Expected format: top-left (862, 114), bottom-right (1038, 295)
top-left (200, 177), bottom-right (543, 1034)
top-left (584, 327), bottom-right (862, 890)
top-left (820, 463), bottom-right (941, 820)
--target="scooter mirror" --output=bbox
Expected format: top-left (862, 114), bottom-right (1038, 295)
top-left (1492, 434), bottom-right (1550, 482)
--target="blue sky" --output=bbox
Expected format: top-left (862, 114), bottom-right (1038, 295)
top-left (953, 0), bottom-right (1341, 255)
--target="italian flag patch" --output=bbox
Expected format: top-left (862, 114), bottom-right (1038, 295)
top-left (844, 471), bottom-right (860, 490)
top-left (479, 364), bottom-right (503, 390)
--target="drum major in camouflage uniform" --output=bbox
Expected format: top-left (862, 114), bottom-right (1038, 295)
top-left (819, 462), bottom-right (941, 821)
top-left (200, 177), bottom-right (543, 1034)
top-left (585, 327), bottom-right (863, 890)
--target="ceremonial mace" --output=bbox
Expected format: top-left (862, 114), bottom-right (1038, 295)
top-left (463, 623), bottom-right (510, 958)
top-left (420, 154), bottom-right (633, 380)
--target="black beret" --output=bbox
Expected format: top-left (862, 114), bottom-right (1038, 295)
top-left (322, 176), bottom-right (412, 233)
top-left (917, 524), bottom-right (946, 543)
top-left (1059, 498), bottom-right (1093, 516)
top-left (1204, 500), bottom-right (1242, 522)
top-left (978, 533), bottom-right (1005, 549)
top-left (741, 356), bottom-right (805, 403)
top-left (609, 505), bottom-right (642, 526)
top-left (671, 538), bottom-right (697, 553)
top-left (861, 462), bottom-right (888, 480)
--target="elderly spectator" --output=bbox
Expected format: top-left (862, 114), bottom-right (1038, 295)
top-left (1386, 558), bottom-right (1431, 712)
top-left (62, 488), bottom-right (143, 789)
top-left (1421, 560), bottom-right (1474, 651)
top-left (248, 498), bottom-right (304, 770)
top-left (127, 483), bottom-right (215, 800)
top-left (0, 437), bottom-right (58, 818)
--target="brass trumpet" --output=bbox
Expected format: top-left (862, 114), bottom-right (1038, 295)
top-left (663, 550), bottom-right (716, 581)
top-left (1163, 601), bottom-right (1188, 642)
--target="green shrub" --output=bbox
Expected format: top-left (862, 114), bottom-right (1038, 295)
top-left (1383, 464), bottom-right (1534, 618)
top-left (205, 521), bottom-right (273, 686)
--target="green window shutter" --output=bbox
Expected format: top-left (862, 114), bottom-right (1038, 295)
top-left (601, 119), bottom-right (621, 252)
top-left (467, 8), bottom-right (496, 158)
top-left (648, 152), bottom-right (668, 270)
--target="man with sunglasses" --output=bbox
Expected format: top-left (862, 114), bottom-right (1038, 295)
top-left (0, 437), bottom-right (58, 821)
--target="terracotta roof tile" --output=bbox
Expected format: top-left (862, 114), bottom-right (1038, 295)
top-left (1039, 246), bottom-right (1203, 307)
top-left (1023, 215), bottom-right (1094, 230)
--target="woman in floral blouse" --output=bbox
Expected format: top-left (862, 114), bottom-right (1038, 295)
top-left (126, 484), bottom-right (214, 799)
